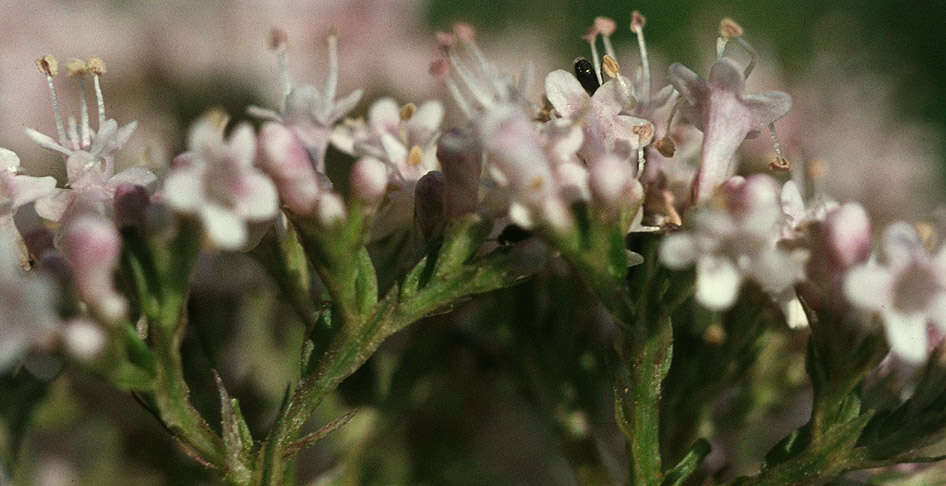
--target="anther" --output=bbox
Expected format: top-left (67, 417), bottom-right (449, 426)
top-left (654, 137), bottom-right (676, 158)
top-left (573, 57), bottom-right (600, 95)
top-left (399, 103), bottom-right (416, 121)
top-left (36, 55), bottom-right (67, 146)
top-left (629, 11), bottom-right (651, 107)
top-left (719, 18), bottom-right (744, 39)
top-left (408, 146), bottom-right (423, 167)
top-left (602, 55), bottom-right (635, 109)
top-left (767, 123), bottom-right (790, 172)
top-left (595, 17), bottom-right (618, 60)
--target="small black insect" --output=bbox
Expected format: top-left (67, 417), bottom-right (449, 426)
top-left (574, 57), bottom-right (600, 95)
top-left (497, 224), bottom-right (533, 245)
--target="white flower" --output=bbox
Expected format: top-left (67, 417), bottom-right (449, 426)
top-left (0, 148), bottom-right (57, 261)
top-left (660, 174), bottom-right (808, 326)
top-left (164, 112), bottom-right (279, 250)
top-left (0, 238), bottom-right (59, 372)
top-left (844, 223), bottom-right (946, 363)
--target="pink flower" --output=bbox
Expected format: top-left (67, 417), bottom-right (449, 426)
top-left (0, 147), bottom-right (57, 260)
top-left (544, 69), bottom-right (653, 165)
top-left (844, 223), bottom-right (946, 363)
top-left (660, 174), bottom-right (808, 327)
top-left (668, 58), bottom-right (791, 204)
top-left (249, 33), bottom-right (363, 174)
top-left (164, 111), bottom-right (279, 250)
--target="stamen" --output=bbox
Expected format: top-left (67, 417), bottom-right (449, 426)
top-left (67, 116), bottom-right (79, 151)
top-left (269, 28), bottom-right (293, 109)
top-left (657, 96), bottom-right (684, 156)
top-left (581, 27), bottom-right (603, 85)
top-left (86, 57), bottom-right (107, 129)
top-left (716, 18), bottom-right (757, 78)
top-left (67, 58), bottom-right (91, 148)
top-left (444, 46), bottom-right (493, 109)
top-left (453, 23), bottom-right (493, 86)
top-left (325, 29), bottom-right (338, 103)
top-left (574, 57), bottom-right (600, 95)
top-left (430, 59), bottom-right (473, 119)
top-left (766, 123), bottom-right (790, 172)
top-left (408, 145), bottom-right (423, 167)
top-left (35, 55), bottom-right (67, 146)
top-left (630, 11), bottom-right (651, 107)
top-left (595, 17), bottom-right (618, 60)
top-left (734, 37), bottom-right (758, 79)
top-left (602, 55), bottom-right (635, 109)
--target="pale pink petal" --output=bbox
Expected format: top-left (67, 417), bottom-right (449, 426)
top-left (163, 166), bottom-right (205, 212)
top-left (707, 58), bottom-right (745, 94)
top-left (929, 294), bottom-right (946, 332)
top-left (780, 181), bottom-right (805, 223)
top-left (227, 123), bottom-right (257, 167)
top-left (234, 172), bottom-right (279, 221)
top-left (883, 310), bottom-right (928, 364)
top-left (779, 292), bottom-right (809, 329)
top-left (667, 63), bottom-right (707, 106)
top-left (25, 128), bottom-right (71, 156)
top-left (844, 263), bottom-right (893, 311)
top-left (696, 255), bottom-right (742, 310)
top-left (201, 204), bottom-right (247, 250)
top-left (328, 89), bottom-right (364, 122)
top-left (368, 97), bottom-right (401, 135)
top-left (660, 233), bottom-right (698, 269)
top-left (0, 148), bottom-right (20, 170)
top-left (380, 133), bottom-right (408, 165)
top-left (544, 70), bottom-right (590, 119)
top-left (285, 85), bottom-right (321, 121)
top-left (35, 190), bottom-right (74, 222)
top-left (743, 92), bottom-right (792, 127)
top-left (90, 119), bottom-right (118, 156)
top-left (8, 175), bottom-right (57, 209)
top-left (882, 222), bottom-right (922, 271)
top-left (407, 100), bottom-right (445, 143)
top-left (108, 166), bottom-right (157, 189)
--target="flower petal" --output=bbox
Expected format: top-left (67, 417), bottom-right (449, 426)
top-left (660, 233), bottom-right (697, 269)
top-left (0, 148), bottom-right (20, 170)
top-left (696, 255), bottom-right (742, 310)
top-left (407, 100), bottom-right (445, 144)
top-left (742, 91), bottom-right (792, 127)
top-left (667, 63), bottom-right (707, 106)
top-left (25, 128), bottom-right (71, 156)
top-left (882, 310), bottom-right (928, 364)
top-left (844, 263), bottom-right (893, 311)
top-left (163, 166), bottom-right (205, 213)
top-left (707, 58), bottom-right (746, 94)
top-left (227, 123), bottom-right (257, 167)
top-left (234, 172), bottom-right (279, 221)
top-left (544, 70), bottom-right (590, 119)
top-left (7, 175), bottom-right (57, 209)
top-left (201, 203), bottom-right (247, 250)
top-left (368, 97), bottom-right (401, 135)
top-left (328, 89), bottom-right (364, 123)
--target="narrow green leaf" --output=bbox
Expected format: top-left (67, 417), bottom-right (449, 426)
top-left (661, 438), bottom-right (711, 486)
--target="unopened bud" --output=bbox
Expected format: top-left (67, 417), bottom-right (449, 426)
top-left (62, 319), bottom-right (106, 363)
top-left (258, 122), bottom-right (320, 214)
top-left (36, 55), bottom-right (58, 76)
top-left (62, 216), bottom-right (126, 324)
top-left (414, 171), bottom-right (446, 240)
top-left (85, 57), bottom-right (106, 76)
top-left (630, 11), bottom-right (646, 32)
top-left (350, 157), bottom-right (389, 204)
top-left (65, 58), bottom-right (87, 77)
top-left (316, 192), bottom-right (346, 226)
top-left (113, 183), bottom-right (151, 229)
top-left (824, 203), bottom-right (871, 269)
top-left (719, 17), bottom-right (744, 38)
top-left (437, 128), bottom-right (482, 219)
top-left (654, 137), bottom-right (676, 157)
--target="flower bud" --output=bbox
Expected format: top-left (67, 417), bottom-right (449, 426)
top-left (316, 192), bottom-right (346, 226)
top-left (437, 128), bottom-right (481, 219)
top-left (62, 216), bottom-right (126, 324)
top-left (414, 171), bottom-right (445, 240)
top-left (259, 121), bottom-right (320, 214)
top-left (113, 183), bottom-right (150, 229)
top-left (350, 156), bottom-right (388, 205)
top-left (823, 203), bottom-right (871, 269)
top-left (62, 319), bottom-right (106, 363)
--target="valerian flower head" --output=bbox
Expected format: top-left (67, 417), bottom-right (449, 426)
top-left (164, 110), bottom-right (279, 251)
top-left (668, 57), bottom-right (791, 204)
top-left (660, 174), bottom-right (808, 327)
top-left (249, 31), bottom-right (363, 174)
top-left (0, 237), bottom-right (59, 373)
top-left (26, 55), bottom-right (155, 223)
top-left (844, 223), bottom-right (946, 363)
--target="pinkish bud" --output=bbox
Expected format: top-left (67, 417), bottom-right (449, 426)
top-left (316, 192), bottom-right (346, 226)
top-left (62, 216), bottom-right (126, 324)
top-left (414, 171), bottom-right (446, 240)
top-left (350, 157), bottom-right (389, 205)
top-left (723, 174), bottom-right (779, 219)
top-left (259, 121), bottom-right (320, 214)
top-left (62, 319), bottom-right (106, 363)
top-left (113, 183), bottom-right (150, 229)
top-left (437, 128), bottom-right (482, 219)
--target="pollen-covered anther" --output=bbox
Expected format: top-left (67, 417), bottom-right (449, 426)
top-left (654, 137), bottom-right (676, 158)
top-left (529, 176), bottom-right (545, 190)
top-left (408, 145), bottom-right (423, 167)
top-left (719, 17), bottom-right (744, 39)
top-left (36, 55), bottom-right (58, 77)
top-left (269, 27), bottom-right (288, 50)
top-left (630, 11), bottom-right (646, 33)
top-left (602, 55), bottom-right (620, 79)
top-left (86, 56), bottom-right (106, 76)
top-left (915, 221), bottom-right (936, 251)
top-left (768, 157), bottom-right (791, 172)
top-left (399, 103), bottom-right (417, 121)
top-left (594, 17), bottom-right (616, 36)
top-left (65, 58), bottom-right (87, 77)
top-left (428, 59), bottom-right (449, 77)
top-left (632, 124), bottom-right (654, 144)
